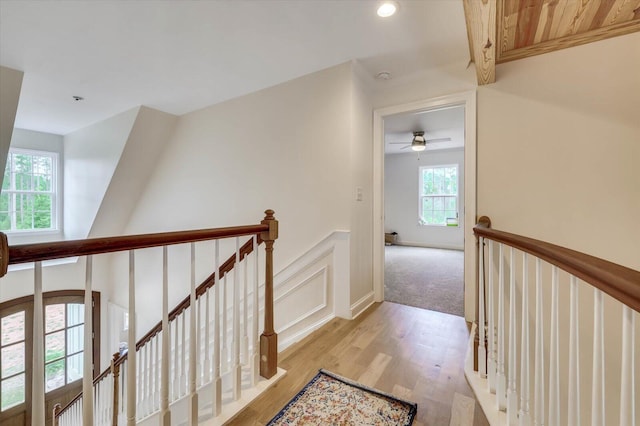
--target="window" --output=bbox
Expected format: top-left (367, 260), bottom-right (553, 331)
top-left (420, 165), bottom-right (458, 226)
top-left (1, 148), bottom-right (58, 232)
top-left (0, 311), bottom-right (26, 411)
top-left (44, 303), bottom-right (85, 392)
top-left (0, 292), bottom-right (99, 419)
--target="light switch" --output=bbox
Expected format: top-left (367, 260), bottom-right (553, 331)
top-left (356, 187), bottom-right (363, 201)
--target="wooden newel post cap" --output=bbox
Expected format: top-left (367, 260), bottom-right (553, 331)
top-left (477, 216), bottom-right (491, 228)
top-left (111, 351), bottom-right (121, 374)
top-left (53, 403), bottom-right (62, 426)
top-left (261, 209), bottom-right (278, 241)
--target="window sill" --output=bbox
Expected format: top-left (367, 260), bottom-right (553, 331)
top-left (7, 257), bottom-right (79, 273)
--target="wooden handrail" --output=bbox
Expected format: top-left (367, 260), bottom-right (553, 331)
top-left (1, 224), bottom-right (268, 274)
top-left (474, 217), bottom-right (640, 312)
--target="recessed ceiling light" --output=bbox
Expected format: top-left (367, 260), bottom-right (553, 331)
top-left (377, 1), bottom-right (398, 18)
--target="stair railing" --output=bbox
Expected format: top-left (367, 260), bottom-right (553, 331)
top-left (0, 209), bottom-right (278, 426)
top-left (473, 216), bottom-right (639, 425)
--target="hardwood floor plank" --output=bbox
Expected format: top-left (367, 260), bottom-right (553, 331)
top-left (227, 302), bottom-right (489, 425)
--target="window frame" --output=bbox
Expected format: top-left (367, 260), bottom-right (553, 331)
top-left (1, 147), bottom-right (59, 235)
top-left (418, 164), bottom-right (459, 227)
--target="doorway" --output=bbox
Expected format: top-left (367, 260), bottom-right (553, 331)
top-left (383, 106), bottom-right (466, 315)
top-left (372, 91), bottom-right (477, 322)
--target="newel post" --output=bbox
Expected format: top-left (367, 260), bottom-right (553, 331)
top-left (111, 352), bottom-right (121, 426)
top-left (0, 232), bottom-right (8, 277)
top-left (260, 209), bottom-right (278, 379)
top-left (52, 403), bottom-right (61, 426)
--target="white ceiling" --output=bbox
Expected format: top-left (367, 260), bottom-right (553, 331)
top-left (384, 105), bottom-right (465, 154)
top-left (0, 0), bottom-right (470, 135)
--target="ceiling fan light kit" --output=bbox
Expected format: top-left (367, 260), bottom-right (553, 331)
top-left (411, 131), bottom-right (426, 151)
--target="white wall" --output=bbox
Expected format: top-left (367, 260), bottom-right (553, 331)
top-left (0, 66), bottom-right (23, 182)
top-left (64, 107), bottom-right (138, 240)
top-left (385, 148), bottom-right (464, 250)
top-left (348, 62), bottom-right (374, 315)
top-left (115, 63), bottom-right (361, 333)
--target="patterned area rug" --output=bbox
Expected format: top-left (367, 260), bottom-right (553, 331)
top-left (267, 369), bottom-right (417, 425)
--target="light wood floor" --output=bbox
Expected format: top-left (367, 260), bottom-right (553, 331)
top-left (230, 302), bottom-right (489, 425)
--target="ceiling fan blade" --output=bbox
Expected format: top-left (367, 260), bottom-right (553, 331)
top-left (425, 137), bottom-right (451, 143)
top-left (400, 145), bottom-right (412, 150)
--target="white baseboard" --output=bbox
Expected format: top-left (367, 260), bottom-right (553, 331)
top-left (350, 291), bottom-right (375, 319)
top-left (394, 241), bottom-right (464, 251)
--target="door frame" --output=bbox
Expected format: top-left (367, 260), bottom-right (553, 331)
top-left (372, 90), bottom-right (477, 322)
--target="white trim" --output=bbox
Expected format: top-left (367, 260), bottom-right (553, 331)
top-left (393, 241), bottom-right (464, 251)
top-left (275, 266), bottom-right (328, 332)
top-left (273, 230), bottom-right (349, 284)
top-left (465, 323), bottom-right (507, 425)
top-left (350, 291), bottom-right (375, 319)
top-left (373, 90), bottom-right (477, 322)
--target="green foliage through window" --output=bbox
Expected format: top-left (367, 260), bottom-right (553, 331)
top-left (0, 149), bottom-right (56, 232)
top-left (420, 165), bottom-right (458, 226)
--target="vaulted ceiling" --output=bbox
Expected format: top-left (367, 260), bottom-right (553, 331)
top-left (464, 0), bottom-right (640, 85)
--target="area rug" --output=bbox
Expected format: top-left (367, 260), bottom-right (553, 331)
top-left (267, 369), bottom-right (417, 425)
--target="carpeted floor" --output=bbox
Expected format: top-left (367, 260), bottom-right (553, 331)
top-left (384, 245), bottom-right (464, 317)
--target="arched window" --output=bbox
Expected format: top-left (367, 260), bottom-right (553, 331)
top-left (0, 291), bottom-right (100, 425)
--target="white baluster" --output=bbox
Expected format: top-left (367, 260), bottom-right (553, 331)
top-left (488, 239), bottom-right (496, 393)
top-left (212, 240), bottom-right (222, 416)
top-left (568, 275), bottom-right (580, 425)
top-left (479, 237), bottom-right (487, 378)
top-left (84, 256), bottom-right (94, 425)
top-left (181, 309), bottom-right (187, 397)
top-left (222, 274), bottom-right (229, 372)
top-left (533, 258), bottom-right (544, 426)
top-left (497, 243), bottom-right (507, 411)
top-left (507, 247), bottom-right (517, 425)
top-left (146, 342), bottom-right (152, 415)
top-left (242, 248), bottom-right (249, 364)
top-left (548, 266), bottom-right (559, 426)
top-left (204, 289), bottom-right (211, 384)
top-left (154, 333), bottom-right (160, 412)
top-left (519, 253), bottom-right (530, 426)
top-left (32, 261), bottom-right (45, 426)
top-left (196, 289), bottom-right (202, 387)
top-left (137, 346), bottom-right (143, 418)
top-left (171, 318), bottom-right (178, 401)
top-left (620, 305), bottom-right (635, 426)
top-left (189, 243), bottom-right (198, 425)
top-left (251, 235), bottom-right (260, 386)
top-left (127, 250), bottom-right (137, 426)
top-left (233, 238), bottom-right (242, 400)
top-left (591, 288), bottom-right (605, 426)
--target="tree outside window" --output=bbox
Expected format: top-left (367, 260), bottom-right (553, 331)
top-left (420, 165), bottom-right (458, 226)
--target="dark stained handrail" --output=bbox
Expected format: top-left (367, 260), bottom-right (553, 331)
top-left (474, 217), bottom-right (640, 313)
top-left (3, 224), bottom-right (267, 269)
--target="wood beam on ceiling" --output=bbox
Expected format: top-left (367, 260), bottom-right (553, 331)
top-left (464, 0), bottom-right (497, 85)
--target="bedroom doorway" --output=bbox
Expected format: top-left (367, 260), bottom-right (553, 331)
top-left (372, 91), bottom-right (477, 322)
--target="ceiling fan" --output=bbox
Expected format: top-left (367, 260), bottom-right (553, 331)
top-left (388, 131), bottom-right (451, 151)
